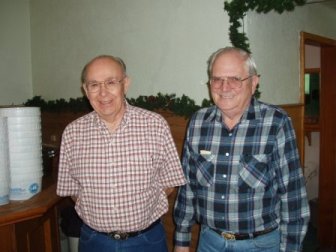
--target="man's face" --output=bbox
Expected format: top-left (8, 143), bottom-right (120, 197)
top-left (210, 51), bottom-right (259, 118)
top-left (83, 58), bottom-right (130, 123)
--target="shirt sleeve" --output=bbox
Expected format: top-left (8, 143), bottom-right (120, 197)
top-left (173, 129), bottom-right (197, 247)
top-left (157, 119), bottom-right (186, 188)
top-left (275, 116), bottom-right (310, 252)
top-left (56, 126), bottom-right (80, 197)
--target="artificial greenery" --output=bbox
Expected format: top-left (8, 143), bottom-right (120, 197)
top-left (24, 96), bottom-right (92, 112)
top-left (224, 0), bottom-right (306, 52)
top-left (24, 93), bottom-right (213, 118)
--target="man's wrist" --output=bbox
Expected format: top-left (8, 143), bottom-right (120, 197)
top-left (174, 246), bottom-right (190, 252)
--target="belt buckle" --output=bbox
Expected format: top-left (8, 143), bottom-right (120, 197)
top-left (221, 232), bottom-right (236, 240)
top-left (109, 232), bottom-right (129, 240)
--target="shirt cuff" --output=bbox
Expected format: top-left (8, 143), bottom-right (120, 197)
top-left (174, 231), bottom-right (192, 247)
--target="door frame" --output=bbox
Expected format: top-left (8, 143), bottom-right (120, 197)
top-left (300, 31), bottom-right (336, 248)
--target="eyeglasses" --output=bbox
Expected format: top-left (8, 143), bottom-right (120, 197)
top-left (85, 77), bottom-right (126, 93)
top-left (209, 75), bottom-right (253, 89)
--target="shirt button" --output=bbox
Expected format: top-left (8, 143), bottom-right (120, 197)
top-left (221, 195), bottom-right (225, 199)
top-left (229, 133), bottom-right (232, 136)
top-left (222, 174), bottom-right (227, 178)
top-left (225, 152), bottom-right (229, 156)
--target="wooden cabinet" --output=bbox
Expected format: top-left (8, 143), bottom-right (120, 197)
top-left (0, 184), bottom-right (64, 252)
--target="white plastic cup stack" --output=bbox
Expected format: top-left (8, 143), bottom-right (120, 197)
top-left (0, 107), bottom-right (43, 201)
top-left (0, 116), bottom-right (10, 205)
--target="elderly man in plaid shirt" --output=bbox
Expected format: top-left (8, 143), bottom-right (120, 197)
top-left (174, 47), bottom-right (310, 252)
top-left (57, 55), bottom-right (186, 252)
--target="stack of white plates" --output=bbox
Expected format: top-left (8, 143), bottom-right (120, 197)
top-left (0, 107), bottom-right (43, 201)
top-left (0, 116), bottom-right (10, 205)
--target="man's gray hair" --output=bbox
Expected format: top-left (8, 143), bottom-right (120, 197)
top-left (207, 47), bottom-right (258, 77)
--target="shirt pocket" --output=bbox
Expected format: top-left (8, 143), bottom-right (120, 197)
top-left (189, 152), bottom-right (215, 187)
top-left (238, 154), bottom-right (270, 192)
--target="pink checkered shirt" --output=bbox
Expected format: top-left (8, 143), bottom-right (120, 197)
top-left (57, 103), bottom-right (186, 232)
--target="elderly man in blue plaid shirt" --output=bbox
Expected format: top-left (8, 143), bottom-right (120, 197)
top-left (174, 47), bottom-right (310, 252)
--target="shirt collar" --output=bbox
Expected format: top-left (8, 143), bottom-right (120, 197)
top-left (241, 97), bottom-right (263, 122)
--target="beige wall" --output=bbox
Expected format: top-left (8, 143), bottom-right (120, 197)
top-left (29, 0), bottom-right (228, 104)
top-left (305, 45), bottom-right (320, 69)
top-left (0, 0), bottom-right (336, 106)
top-left (0, 0), bottom-right (32, 105)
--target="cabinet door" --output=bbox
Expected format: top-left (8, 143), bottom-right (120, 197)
top-left (14, 206), bottom-right (61, 252)
top-left (0, 225), bottom-right (16, 251)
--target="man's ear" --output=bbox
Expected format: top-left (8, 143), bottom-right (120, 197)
top-left (82, 83), bottom-right (89, 97)
top-left (251, 75), bottom-right (260, 95)
top-left (123, 76), bottom-right (131, 94)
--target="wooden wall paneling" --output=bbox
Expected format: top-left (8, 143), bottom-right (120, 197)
top-left (41, 112), bottom-right (87, 147)
top-left (279, 104), bottom-right (305, 167)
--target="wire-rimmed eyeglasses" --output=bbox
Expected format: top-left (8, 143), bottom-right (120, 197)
top-left (85, 77), bottom-right (126, 93)
top-left (209, 75), bottom-right (253, 89)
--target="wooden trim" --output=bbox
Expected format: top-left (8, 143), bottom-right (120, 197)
top-left (305, 68), bottom-right (320, 74)
top-left (301, 31), bottom-right (336, 47)
top-left (279, 103), bottom-right (305, 167)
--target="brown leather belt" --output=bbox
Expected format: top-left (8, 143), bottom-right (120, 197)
top-left (211, 226), bottom-right (277, 240)
top-left (88, 219), bottom-right (161, 240)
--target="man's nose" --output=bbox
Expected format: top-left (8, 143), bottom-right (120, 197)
top-left (98, 82), bottom-right (108, 94)
top-left (219, 79), bottom-right (231, 89)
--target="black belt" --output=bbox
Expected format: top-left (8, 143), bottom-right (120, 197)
top-left (97, 219), bottom-right (161, 240)
top-left (211, 226), bottom-right (277, 240)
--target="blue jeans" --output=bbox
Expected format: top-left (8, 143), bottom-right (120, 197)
top-left (79, 221), bottom-right (168, 252)
top-left (197, 226), bottom-right (280, 252)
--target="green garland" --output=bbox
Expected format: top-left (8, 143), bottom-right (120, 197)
top-left (224, 0), bottom-right (306, 52)
top-left (24, 93), bottom-right (213, 118)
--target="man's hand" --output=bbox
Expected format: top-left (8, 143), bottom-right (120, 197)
top-left (174, 246), bottom-right (190, 252)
